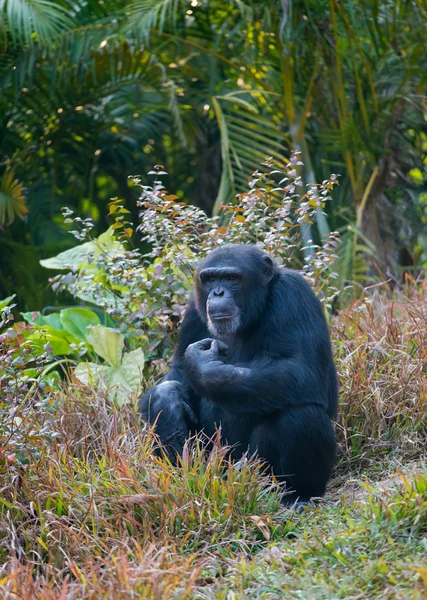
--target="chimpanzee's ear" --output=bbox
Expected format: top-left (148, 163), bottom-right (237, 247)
top-left (261, 255), bottom-right (275, 285)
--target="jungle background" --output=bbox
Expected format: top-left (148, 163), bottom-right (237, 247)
top-left (1, 0), bottom-right (426, 309)
top-left (1, 1), bottom-right (427, 598)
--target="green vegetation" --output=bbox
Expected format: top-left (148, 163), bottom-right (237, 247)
top-left (0, 0), bottom-right (426, 307)
top-left (0, 1), bottom-right (426, 597)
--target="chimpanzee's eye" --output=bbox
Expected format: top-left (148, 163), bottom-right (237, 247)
top-left (225, 275), bottom-right (238, 283)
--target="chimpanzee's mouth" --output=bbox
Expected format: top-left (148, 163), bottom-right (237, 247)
top-left (207, 312), bottom-right (241, 338)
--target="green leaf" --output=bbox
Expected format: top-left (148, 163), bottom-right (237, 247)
top-left (39, 240), bottom-right (96, 270)
top-left (124, 0), bottom-right (180, 39)
top-left (22, 368), bottom-right (39, 378)
top-left (119, 348), bottom-right (145, 394)
top-left (60, 308), bottom-right (100, 342)
top-left (43, 313), bottom-right (63, 330)
top-left (40, 227), bottom-right (126, 271)
top-left (87, 325), bottom-right (124, 367)
top-left (26, 325), bottom-right (80, 355)
top-left (97, 227), bottom-right (126, 255)
top-left (0, 170), bottom-right (27, 226)
top-left (74, 348), bottom-right (144, 406)
top-left (1, 0), bottom-right (74, 47)
top-left (0, 294), bottom-right (16, 311)
top-left (21, 311), bottom-right (63, 329)
top-left (74, 362), bottom-right (111, 388)
top-left (72, 287), bottom-right (126, 310)
top-left (212, 92), bottom-right (289, 213)
top-left (21, 311), bottom-right (39, 324)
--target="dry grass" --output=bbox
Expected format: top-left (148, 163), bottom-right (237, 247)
top-left (1, 289), bottom-right (426, 598)
top-left (334, 288), bottom-right (427, 472)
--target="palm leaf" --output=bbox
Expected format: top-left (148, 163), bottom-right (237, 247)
top-left (124, 0), bottom-right (181, 38)
top-left (212, 91), bottom-right (289, 212)
top-left (0, 169), bottom-right (27, 226)
top-left (0, 0), bottom-right (73, 46)
top-left (334, 224), bottom-right (377, 295)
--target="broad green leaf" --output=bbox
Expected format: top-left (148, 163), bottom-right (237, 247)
top-left (22, 368), bottom-right (39, 378)
top-left (87, 325), bottom-right (124, 367)
top-left (43, 313), bottom-right (64, 330)
top-left (21, 311), bottom-right (63, 330)
top-left (60, 308), bottom-right (100, 341)
top-left (71, 287), bottom-right (126, 310)
top-left (40, 227), bottom-right (125, 271)
top-left (74, 362), bottom-right (111, 388)
top-left (26, 326), bottom-right (80, 356)
top-left (119, 348), bottom-right (145, 393)
top-left (0, 294), bottom-right (16, 311)
top-left (74, 348), bottom-right (144, 406)
top-left (21, 311), bottom-right (41, 324)
top-left (97, 227), bottom-right (126, 254)
top-left (40, 240), bottom-right (96, 270)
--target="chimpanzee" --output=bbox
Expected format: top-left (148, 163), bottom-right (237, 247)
top-left (139, 245), bottom-right (338, 504)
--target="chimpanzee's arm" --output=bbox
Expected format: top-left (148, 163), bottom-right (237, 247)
top-left (138, 302), bottom-right (209, 456)
top-left (184, 343), bottom-right (326, 414)
top-left (139, 302), bottom-right (208, 420)
top-left (162, 301), bottom-right (209, 404)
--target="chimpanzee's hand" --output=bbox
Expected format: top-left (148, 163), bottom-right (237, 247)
top-left (184, 338), bottom-right (230, 392)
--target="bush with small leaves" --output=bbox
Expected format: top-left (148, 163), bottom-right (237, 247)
top-left (0, 301), bottom-right (59, 470)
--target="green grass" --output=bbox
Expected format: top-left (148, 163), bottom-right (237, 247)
top-left (206, 472), bottom-right (427, 599)
top-left (1, 290), bottom-right (426, 598)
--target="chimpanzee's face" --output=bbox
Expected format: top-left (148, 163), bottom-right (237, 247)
top-left (198, 266), bottom-right (243, 338)
top-left (195, 246), bottom-right (276, 339)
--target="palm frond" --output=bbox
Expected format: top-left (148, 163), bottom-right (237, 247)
top-left (212, 91), bottom-right (289, 212)
top-left (0, 169), bottom-right (27, 226)
top-left (124, 0), bottom-right (181, 39)
top-left (0, 0), bottom-right (73, 46)
top-left (333, 225), bottom-right (376, 294)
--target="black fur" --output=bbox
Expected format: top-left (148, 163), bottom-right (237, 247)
top-left (139, 245), bottom-right (338, 502)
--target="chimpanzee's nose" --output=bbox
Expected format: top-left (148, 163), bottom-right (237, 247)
top-left (213, 287), bottom-right (224, 297)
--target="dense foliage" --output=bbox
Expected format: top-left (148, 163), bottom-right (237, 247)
top-left (45, 155), bottom-right (339, 359)
top-left (1, 0), bottom-right (426, 308)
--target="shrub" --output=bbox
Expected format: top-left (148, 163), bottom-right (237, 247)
top-left (0, 298), bottom-right (59, 470)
